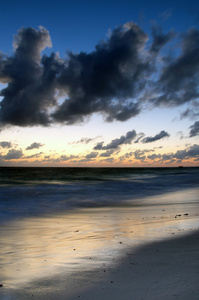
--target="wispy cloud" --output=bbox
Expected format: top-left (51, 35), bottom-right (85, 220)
top-left (71, 137), bottom-right (99, 144)
top-left (24, 152), bottom-right (43, 159)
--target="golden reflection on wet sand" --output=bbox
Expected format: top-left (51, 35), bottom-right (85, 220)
top-left (0, 189), bottom-right (199, 289)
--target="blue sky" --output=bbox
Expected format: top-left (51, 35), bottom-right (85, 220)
top-left (0, 0), bottom-right (199, 167)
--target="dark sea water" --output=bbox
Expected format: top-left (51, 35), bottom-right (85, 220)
top-left (0, 167), bottom-right (199, 223)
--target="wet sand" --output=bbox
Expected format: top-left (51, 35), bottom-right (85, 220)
top-left (65, 229), bottom-right (199, 300)
top-left (0, 188), bottom-right (199, 299)
top-left (1, 229), bottom-right (199, 300)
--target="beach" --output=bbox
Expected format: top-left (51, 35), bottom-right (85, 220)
top-left (0, 167), bottom-right (199, 299)
top-left (63, 229), bottom-right (199, 300)
top-left (1, 209), bottom-right (199, 300)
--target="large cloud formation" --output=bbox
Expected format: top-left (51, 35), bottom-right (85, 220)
top-left (0, 23), bottom-right (199, 127)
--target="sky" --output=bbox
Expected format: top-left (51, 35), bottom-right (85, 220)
top-left (0, 0), bottom-right (199, 167)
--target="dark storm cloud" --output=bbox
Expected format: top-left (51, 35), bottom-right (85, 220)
top-left (0, 23), bottom-right (150, 127)
top-left (0, 24), bottom-right (199, 128)
top-left (94, 130), bottom-right (137, 150)
top-left (142, 130), bottom-right (169, 143)
top-left (189, 121), bottom-right (199, 137)
top-left (0, 141), bottom-right (12, 148)
top-left (52, 22), bottom-right (150, 124)
top-left (26, 142), bottom-right (44, 150)
top-left (3, 149), bottom-right (23, 160)
top-left (151, 28), bottom-right (199, 107)
top-left (0, 27), bottom-right (55, 126)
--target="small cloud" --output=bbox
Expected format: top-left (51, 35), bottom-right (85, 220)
top-left (142, 130), bottom-right (169, 143)
top-left (42, 154), bottom-right (79, 163)
top-left (180, 102), bottom-right (199, 120)
top-left (99, 149), bottom-right (115, 157)
top-left (133, 150), bottom-right (147, 161)
top-left (93, 142), bottom-right (104, 150)
top-left (3, 149), bottom-right (23, 160)
top-left (85, 152), bottom-right (98, 159)
top-left (60, 154), bottom-right (79, 161)
top-left (147, 153), bottom-right (162, 160)
top-left (0, 141), bottom-right (12, 148)
top-left (189, 121), bottom-right (199, 137)
top-left (119, 152), bottom-right (133, 161)
top-left (100, 157), bottom-right (115, 163)
top-left (94, 130), bottom-right (137, 150)
top-left (26, 142), bottom-right (44, 150)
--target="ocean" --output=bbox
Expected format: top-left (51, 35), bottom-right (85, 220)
top-left (0, 167), bottom-right (199, 222)
top-left (0, 167), bottom-right (199, 296)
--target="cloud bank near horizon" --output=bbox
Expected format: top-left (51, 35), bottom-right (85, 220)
top-left (0, 23), bottom-right (199, 131)
top-left (1, 143), bottom-right (198, 165)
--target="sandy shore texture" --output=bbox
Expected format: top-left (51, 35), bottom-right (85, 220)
top-left (1, 229), bottom-right (199, 300)
top-left (71, 230), bottom-right (199, 300)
